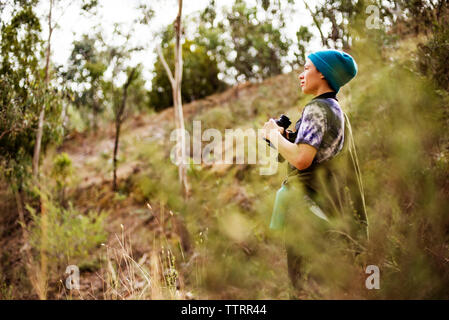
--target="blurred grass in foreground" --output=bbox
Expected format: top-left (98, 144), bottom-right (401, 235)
top-left (121, 36), bottom-right (449, 298)
top-left (9, 34), bottom-right (448, 299)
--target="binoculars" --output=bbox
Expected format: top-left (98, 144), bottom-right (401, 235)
top-left (264, 114), bottom-right (297, 147)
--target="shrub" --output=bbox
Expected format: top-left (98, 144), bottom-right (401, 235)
top-left (417, 23), bottom-right (449, 92)
top-left (26, 196), bottom-right (108, 274)
top-left (50, 152), bottom-right (73, 205)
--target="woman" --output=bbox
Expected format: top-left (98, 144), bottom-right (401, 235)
top-left (262, 49), bottom-right (366, 298)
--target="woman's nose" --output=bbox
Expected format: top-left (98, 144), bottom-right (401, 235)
top-left (299, 72), bottom-right (304, 80)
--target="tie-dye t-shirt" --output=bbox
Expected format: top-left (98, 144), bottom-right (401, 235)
top-left (292, 93), bottom-right (345, 165)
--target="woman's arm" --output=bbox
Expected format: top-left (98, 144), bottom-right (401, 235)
top-left (263, 119), bottom-right (317, 170)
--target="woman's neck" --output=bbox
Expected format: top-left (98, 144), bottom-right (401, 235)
top-left (315, 86), bottom-right (335, 97)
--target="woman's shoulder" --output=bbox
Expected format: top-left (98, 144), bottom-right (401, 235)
top-left (305, 97), bottom-right (335, 108)
top-left (305, 98), bottom-right (343, 118)
top-left (302, 99), bottom-right (331, 117)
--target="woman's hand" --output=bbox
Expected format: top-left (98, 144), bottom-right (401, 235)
top-left (262, 119), bottom-right (284, 141)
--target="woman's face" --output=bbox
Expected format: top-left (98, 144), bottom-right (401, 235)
top-left (299, 59), bottom-right (323, 95)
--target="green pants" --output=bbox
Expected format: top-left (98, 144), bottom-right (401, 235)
top-left (270, 181), bottom-right (330, 231)
top-left (270, 180), bottom-right (333, 298)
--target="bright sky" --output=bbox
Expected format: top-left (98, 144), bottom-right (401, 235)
top-left (32, 0), bottom-right (325, 89)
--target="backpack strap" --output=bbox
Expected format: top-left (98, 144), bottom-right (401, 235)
top-left (343, 112), bottom-right (369, 239)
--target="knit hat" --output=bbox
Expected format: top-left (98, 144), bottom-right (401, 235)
top-left (308, 50), bottom-right (357, 93)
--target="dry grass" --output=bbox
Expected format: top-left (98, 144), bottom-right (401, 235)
top-left (97, 222), bottom-right (186, 300)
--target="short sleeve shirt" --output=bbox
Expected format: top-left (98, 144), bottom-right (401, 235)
top-left (293, 92), bottom-right (345, 165)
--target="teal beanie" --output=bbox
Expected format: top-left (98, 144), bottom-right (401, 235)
top-left (307, 50), bottom-right (357, 93)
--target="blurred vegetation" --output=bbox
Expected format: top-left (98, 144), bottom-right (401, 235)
top-left (417, 21), bottom-right (449, 93)
top-left (149, 37), bottom-right (227, 111)
top-left (194, 0), bottom-right (302, 82)
top-left (50, 152), bottom-right (73, 206)
top-left (25, 195), bottom-right (107, 274)
top-left (0, 0), bottom-right (448, 300)
top-left (62, 33), bottom-right (108, 132)
top-left (0, 2), bottom-right (64, 186)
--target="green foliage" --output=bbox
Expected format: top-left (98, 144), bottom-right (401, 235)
top-left (417, 23), bottom-right (449, 92)
top-left (149, 38), bottom-right (226, 111)
top-left (0, 272), bottom-right (14, 300)
top-left (138, 35), bottom-right (449, 298)
top-left (1, 0), bottom-right (449, 300)
top-left (0, 3), bottom-right (63, 184)
top-left (193, 107), bottom-right (235, 132)
top-left (0, 5), bottom-right (42, 179)
top-left (63, 26), bottom-right (149, 131)
top-left (50, 152), bottom-right (73, 204)
top-left (132, 142), bottom-right (183, 212)
top-left (62, 33), bottom-right (107, 130)
top-left (195, 0), bottom-right (296, 82)
top-left (312, 0), bottom-right (364, 49)
top-left (65, 103), bottom-right (88, 132)
top-left (331, 37), bottom-right (449, 298)
top-left (51, 153), bottom-right (73, 180)
top-left (314, 0), bottom-right (449, 49)
top-left (81, 0), bottom-right (98, 12)
top-left (102, 28), bottom-right (148, 120)
top-left (387, 0), bottom-right (448, 35)
top-left (26, 196), bottom-right (108, 273)
top-left (295, 26), bottom-right (313, 66)
top-left (126, 65), bottom-right (150, 113)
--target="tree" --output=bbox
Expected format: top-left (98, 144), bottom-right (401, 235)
top-left (0, 0), bottom-right (66, 299)
top-left (32, 0), bottom-right (54, 180)
top-left (385, 0), bottom-right (449, 35)
top-left (0, 1), bottom-right (65, 195)
top-left (112, 66), bottom-right (139, 191)
top-left (322, 0), bottom-right (363, 49)
top-left (294, 26), bottom-right (313, 68)
top-left (32, 0), bottom-right (99, 179)
top-left (417, 4), bottom-right (449, 92)
top-left (93, 22), bottom-right (145, 191)
top-left (149, 38), bottom-right (226, 111)
top-left (63, 33), bottom-right (107, 132)
top-left (302, 0), bottom-right (327, 47)
top-left (156, 0), bottom-right (190, 198)
top-left (195, 0), bottom-right (293, 82)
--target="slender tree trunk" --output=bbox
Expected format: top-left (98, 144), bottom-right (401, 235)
top-left (112, 119), bottom-right (121, 191)
top-left (153, 1), bottom-right (192, 255)
top-left (32, 0), bottom-right (53, 179)
top-left (113, 68), bottom-right (136, 191)
top-left (156, 0), bottom-right (190, 198)
top-left (173, 0), bottom-right (190, 198)
top-left (30, 0), bottom-right (54, 300)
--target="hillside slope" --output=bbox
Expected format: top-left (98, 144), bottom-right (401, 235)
top-left (2, 37), bottom-right (448, 299)
top-left (1, 71), bottom-right (302, 299)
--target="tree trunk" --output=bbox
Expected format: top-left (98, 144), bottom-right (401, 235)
top-left (32, 109), bottom-right (46, 179)
top-left (174, 0), bottom-right (191, 198)
top-left (156, 0), bottom-right (190, 198)
top-left (112, 119), bottom-right (121, 191)
top-left (32, 0), bottom-right (53, 180)
top-left (154, 1), bottom-right (192, 256)
top-left (113, 68), bottom-right (136, 192)
top-left (31, 0), bottom-right (53, 300)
